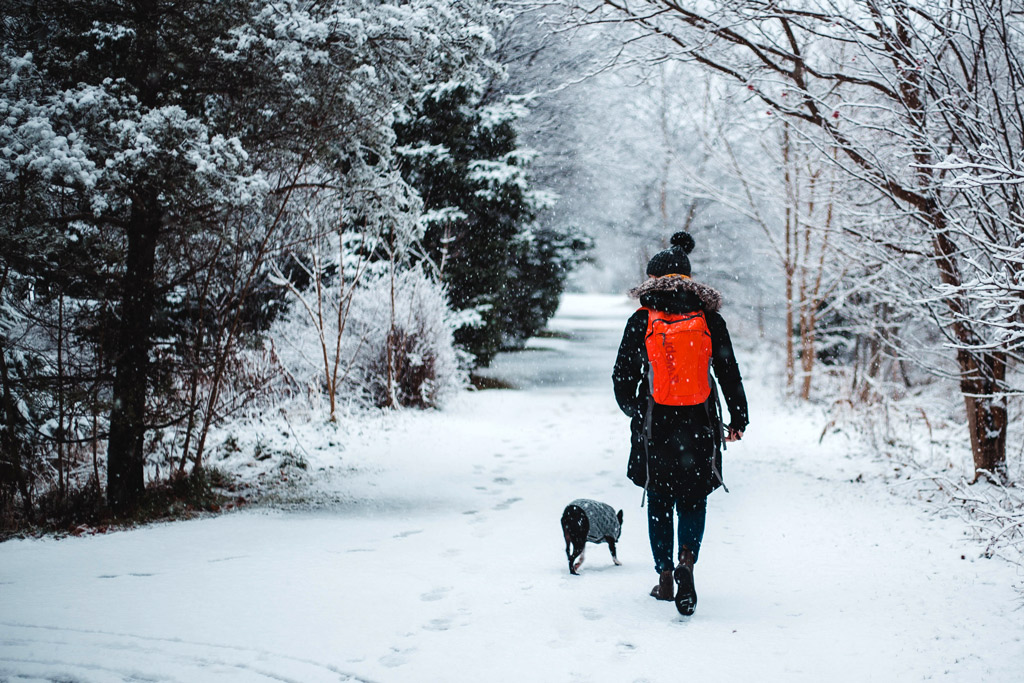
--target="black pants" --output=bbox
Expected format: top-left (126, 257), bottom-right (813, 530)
top-left (647, 492), bottom-right (707, 573)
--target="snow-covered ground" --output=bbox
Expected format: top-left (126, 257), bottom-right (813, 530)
top-left (2, 294), bottom-right (1022, 682)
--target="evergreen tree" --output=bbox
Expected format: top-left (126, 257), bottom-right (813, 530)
top-left (396, 82), bottom-right (588, 365)
top-left (1, 0), bottom-right (493, 515)
top-left (500, 224), bottom-right (591, 347)
top-left (2, 0), bottom-right (263, 513)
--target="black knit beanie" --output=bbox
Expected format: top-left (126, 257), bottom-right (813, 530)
top-left (646, 231), bottom-right (695, 277)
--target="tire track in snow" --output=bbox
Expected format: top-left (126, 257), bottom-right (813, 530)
top-left (0, 622), bottom-right (374, 683)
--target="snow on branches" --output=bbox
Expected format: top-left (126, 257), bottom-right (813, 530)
top-left (0, 0), bottom-right (502, 517)
top-left (555, 0), bottom-right (1024, 480)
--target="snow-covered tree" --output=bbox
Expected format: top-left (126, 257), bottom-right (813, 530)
top-left (0, 0), bottom-right (494, 515)
top-left (559, 0), bottom-right (1024, 481)
top-left (396, 79), bottom-right (585, 365)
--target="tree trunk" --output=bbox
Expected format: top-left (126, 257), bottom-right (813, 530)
top-left (0, 346), bottom-right (32, 516)
top-left (799, 319), bottom-right (816, 401)
top-left (106, 192), bottom-right (161, 514)
top-left (0, 268), bottom-right (32, 515)
top-left (782, 123), bottom-right (797, 391)
top-left (958, 349), bottom-right (1008, 481)
top-left (927, 212), bottom-right (1008, 480)
top-left (858, 315), bottom-right (884, 404)
top-left (56, 291), bottom-right (66, 500)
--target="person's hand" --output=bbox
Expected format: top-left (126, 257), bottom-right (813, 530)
top-left (724, 427), bottom-right (744, 442)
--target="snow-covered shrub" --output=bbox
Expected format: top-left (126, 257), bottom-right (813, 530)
top-left (271, 265), bottom-right (467, 412)
top-left (361, 268), bottom-right (470, 408)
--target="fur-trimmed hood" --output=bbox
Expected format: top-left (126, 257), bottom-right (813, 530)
top-left (628, 276), bottom-right (723, 313)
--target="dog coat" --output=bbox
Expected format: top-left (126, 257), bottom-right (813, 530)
top-left (570, 498), bottom-right (621, 543)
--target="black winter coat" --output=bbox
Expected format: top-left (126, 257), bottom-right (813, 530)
top-left (612, 276), bottom-right (749, 503)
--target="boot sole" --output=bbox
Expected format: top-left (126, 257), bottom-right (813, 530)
top-left (674, 565), bottom-right (697, 616)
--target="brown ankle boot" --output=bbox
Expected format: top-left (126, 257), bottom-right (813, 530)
top-left (674, 547), bottom-right (697, 615)
top-left (649, 569), bottom-right (674, 600)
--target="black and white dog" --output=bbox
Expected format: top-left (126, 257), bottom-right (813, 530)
top-left (561, 499), bottom-right (623, 575)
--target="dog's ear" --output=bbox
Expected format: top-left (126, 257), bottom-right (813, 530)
top-left (617, 509), bottom-right (623, 524)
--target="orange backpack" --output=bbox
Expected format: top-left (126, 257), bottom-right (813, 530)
top-left (642, 308), bottom-right (713, 406)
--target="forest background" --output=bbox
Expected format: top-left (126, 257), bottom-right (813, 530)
top-left (1, 0), bottom-right (1022, 569)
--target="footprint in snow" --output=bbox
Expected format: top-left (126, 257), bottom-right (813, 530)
top-left (98, 573), bottom-right (157, 579)
top-left (493, 476), bottom-right (513, 486)
top-left (493, 497), bottom-right (522, 511)
top-left (420, 587), bottom-right (451, 602)
top-left (422, 617), bottom-right (452, 632)
top-left (580, 608), bottom-right (603, 621)
top-left (379, 647), bottom-right (415, 668)
top-left (393, 529), bottom-right (422, 539)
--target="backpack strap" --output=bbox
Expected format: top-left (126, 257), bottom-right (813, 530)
top-left (704, 372), bottom-right (729, 493)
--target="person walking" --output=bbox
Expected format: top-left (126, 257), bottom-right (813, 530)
top-left (612, 231), bottom-right (749, 615)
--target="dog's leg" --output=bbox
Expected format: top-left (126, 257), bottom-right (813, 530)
top-left (563, 529), bottom-right (578, 574)
top-left (573, 548), bottom-right (585, 573)
top-left (606, 537), bottom-right (622, 566)
top-left (562, 505), bottom-right (589, 575)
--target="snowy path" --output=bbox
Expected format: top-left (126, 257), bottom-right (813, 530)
top-left (2, 294), bottom-right (1022, 682)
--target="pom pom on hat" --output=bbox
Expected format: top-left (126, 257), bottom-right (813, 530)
top-left (670, 231), bottom-right (695, 253)
top-left (646, 231), bottom-right (695, 277)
